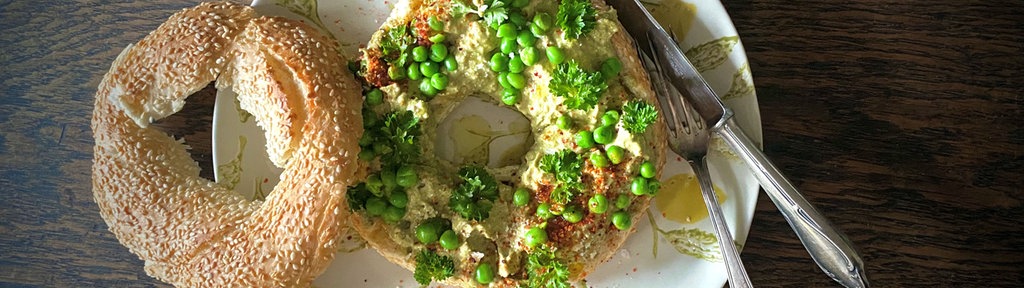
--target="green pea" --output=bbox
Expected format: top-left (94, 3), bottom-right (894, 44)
top-left (530, 22), bottom-right (545, 37)
top-left (440, 230), bottom-right (460, 250)
top-left (359, 130), bottom-right (374, 146)
top-left (397, 166), bottom-right (418, 188)
top-left (444, 54), bottom-right (459, 71)
top-left (589, 151), bottom-right (609, 168)
top-left (430, 43), bottom-right (449, 62)
top-left (509, 12), bottom-right (528, 27)
top-left (556, 114), bottom-right (573, 130)
top-left (606, 145), bottom-right (625, 164)
top-left (614, 192), bottom-right (630, 208)
top-left (615, 194), bottom-right (630, 209)
top-left (365, 197), bottom-right (387, 216)
top-left (640, 161), bottom-right (656, 179)
top-left (612, 211), bottom-right (631, 230)
top-left (593, 125), bottom-right (616, 144)
top-left (358, 149), bottom-right (375, 161)
top-left (419, 79), bottom-right (439, 97)
top-left (513, 188), bottom-right (530, 207)
top-left (416, 221), bottom-right (441, 244)
top-left (383, 205), bottom-right (405, 223)
top-left (533, 12), bottom-right (553, 31)
top-left (631, 177), bottom-right (649, 195)
top-left (429, 33), bottom-right (446, 43)
top-left (601, 110), bottom-right (620, 126)
top-left (501, 88), bottom-right (520, 106)
top-left (562, 205), bottom-right (584, 223)
top-left (575, 130), bottom-right (596, 149)
top-left (372, 141), bottom-right (390, 155)
top-left (407, 62), bottom-right (423, 80)
top-left (524, 226), bottom-right (548, 248)
top-left (490, 52), bottom-right (509, 72)
top-left (648, 179), bottom-right (662, 195)
top-left (420, 61), bottom-right (440, 77)
top-left (412, 45), bottom-right (429, 62)
top-left (517, 30), bottom-right (537, 47)
top-left (588, 194), bottom-right (609, 214)
top-left (498, 72), bottom-right (511, 89)
top-left (546, 46), bottom-right (565, 65)
top-left (536, 202), bottom-right (553, 219)
top-left (511, 0), bottom-right (529, 8)
top-left (475, 263), bottom-right (495, 284)
top-left (389, 189), bottom-right (409, 208)
top-left (506, 72), bottom-right (527, 89)
top-left (508, 54), bottom-right (526, 74)
top-left (497, 23), bottom-right (517, 38)
top-left (365, 88), bottom-right (383, 106)
top-left (601, 57), bottom-right (623, 79)
top-left (388, 65), bottom-right (406, 80)
top-left (362, 109), bottom-right (378, 128)
top-left (381, 169), bottom-right (397, 191)
top-left (500, 37), bottom-right (517, 54)
top-left (428, 16), bottom-right (444, 31)
top-left (431, 73), bottom-right (449, 90)
top-left (366, 174), bottom-right (384, 196)
top-left (520, 46), bottom-right (540, 65)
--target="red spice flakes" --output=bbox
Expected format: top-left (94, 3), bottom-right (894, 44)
top-left (363, 52), bottom-right (392, 87)
top-left (534, 183), bottom-right (553, 203)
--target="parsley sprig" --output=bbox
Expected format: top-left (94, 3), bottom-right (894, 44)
top-left (450, 166), bottom-right (499, 221)
top-left (621, 100), bottom-right (658, 134)
top-left (379, 110), bottom-right (422, 167)
top-left (540, 150), bottom-right (584, 205)
top-left (549, 60), bottom-right (608, 110)
top-left (556, 0), bottom-right (597, 39)
top-left (451, 0), bottom-right (510, 28)
top-left (523, 246), bottom-right (571, 288)
top-left (378, 25), bottom-right (413, 64)
top-left (413, 249), bottom-right (455, 285)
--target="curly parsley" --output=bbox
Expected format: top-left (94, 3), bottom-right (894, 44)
top-left (379, 25), bottom-right (413, 63)
top-left (523, 246), bottom-right (571, 288)
top-left (549, 60), bottom-right (608, 110)
top-left (557, 0), bottom-right (597, 39)
top-left (379, 110), bottom-right (422, 166)
top-left (621, 100), bottom-right (658, 134)
top-left (450, 166), bottom-right (499, 221)
top-left (450, 0), bottom-right (509, 28)
top-left (540, 150), bottom-right (584, 205)
top-left (413, 249), bottom-right (455, 285)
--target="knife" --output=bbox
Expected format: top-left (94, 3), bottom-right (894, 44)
top-left (606, 0), bottom-right (870, 287)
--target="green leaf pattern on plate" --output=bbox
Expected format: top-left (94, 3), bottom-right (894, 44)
top-left (723, 62), bottom-right (753, 100)
top-left (276, 0), bottom-right (331, 35)
top-left (252, 177), bottom-right (268, 201)
top-left (234, 96), bottom-right (252, 123)
top-left (216, 136), bottom-right (247, 190)
top-left (685, 36), bottom-right (739, 73)
top-left (660, 227), bottom-right (723, 262)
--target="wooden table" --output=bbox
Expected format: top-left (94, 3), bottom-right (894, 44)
top-left (1, 0), bottom-right (1020, 286)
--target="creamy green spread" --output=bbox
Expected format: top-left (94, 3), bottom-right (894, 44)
top-left (347, 0), bottom-right (663, 286)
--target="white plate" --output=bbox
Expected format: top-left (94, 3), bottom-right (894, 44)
top-left (212, 0), bottom-right (762, 287)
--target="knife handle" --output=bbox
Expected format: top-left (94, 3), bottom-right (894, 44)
top-left (718, 118), bottom-right (870, 288)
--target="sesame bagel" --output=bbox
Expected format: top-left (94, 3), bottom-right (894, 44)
top-left (91, 2), bottom-right (362, 286)
top-left (346, 0), bottom-right (667, 286)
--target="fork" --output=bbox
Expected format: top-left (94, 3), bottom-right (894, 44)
top-left (640, 39), bottom-right (754, 288)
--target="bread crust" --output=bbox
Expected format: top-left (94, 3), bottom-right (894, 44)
top-left (91, 2), bottom-right (362, 287)
top-left (349, 0), bottom-right (667, 286)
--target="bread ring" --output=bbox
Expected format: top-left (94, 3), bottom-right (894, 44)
top-left (347, 0), bottom-right (666, 286)
top-left (91, 2), bottom-right (361, 287)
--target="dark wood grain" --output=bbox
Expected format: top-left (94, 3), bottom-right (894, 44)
top-left (0, 0), bottom-right (1021, 287)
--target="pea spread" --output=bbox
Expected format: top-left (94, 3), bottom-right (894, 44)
top-left (346, 0), bottom-right (665, 286)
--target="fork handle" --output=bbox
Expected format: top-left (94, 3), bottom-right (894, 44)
top-left (717, 119), bottom-right (870, 288)
top-left (693, 157), bottom-right (752, 288)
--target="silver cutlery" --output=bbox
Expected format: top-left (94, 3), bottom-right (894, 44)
top-left (607, 0), bottom-right (869, 287)
top-left (641, 37), bottom-right (753, 288)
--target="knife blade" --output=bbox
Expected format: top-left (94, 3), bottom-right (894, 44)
top-left (606, 0), bottom-right (870, 287)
